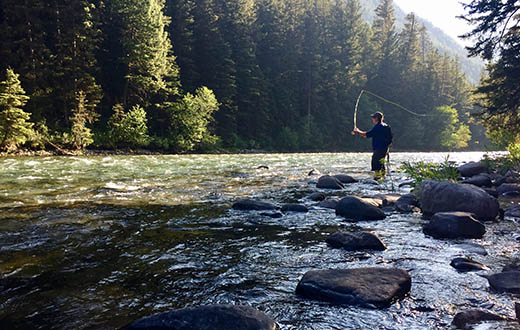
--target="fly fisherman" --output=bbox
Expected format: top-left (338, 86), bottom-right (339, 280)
top-left (352, 112), bottom-right (393, 179)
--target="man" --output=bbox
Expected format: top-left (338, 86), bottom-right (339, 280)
top-left (352, 112), bottom-right (393, 178)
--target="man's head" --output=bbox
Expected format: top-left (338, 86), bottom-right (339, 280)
top-left (371, 112), bottom-right (384, 124)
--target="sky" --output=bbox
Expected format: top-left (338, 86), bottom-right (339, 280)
top-left (393, 0), bottom-right (473, 46)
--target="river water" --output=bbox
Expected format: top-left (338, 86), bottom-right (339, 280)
top-left (0, 152), bottom-right (519, 329)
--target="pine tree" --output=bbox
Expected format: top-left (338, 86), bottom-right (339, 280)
top-left (0, 69), bottom-right (33, 151)
top-left (69, 90), bottom-right (94, 150)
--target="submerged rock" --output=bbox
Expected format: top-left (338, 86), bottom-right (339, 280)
top-left (335, 196), bottom-right (386, 221)
top-left (420, 180), bottom-right (499, 221)
top-left (326, 232), bottom-right (386, 251)
top-left (308, 192), bottom-right (325, 201)
top-left (296, 268), bottom-right (411, 308)
top-left (123, 304), bottom-right (277, 330)
top-left (452, 310), bottom-right (504, 329)
top-left (233, 199), bottom-right (278, 211)
top-left (455, 243), bottom-right (488, 256)
top-left (505, 205), bottom-right (520, 219)
top-left (423, 212), bottom-right (485, 239)
top-left (260, 212), bottom-right (283, 218)
top-left (458, 161), bottom-right (487, 177)
top-left (450, 258), bottom-right (488, 272)
top-left (333, 174), bottom-right (358, 184)
top-left (486, 271), bottom-right (520, 293)
top-left (281, 204), bottom-right (309, 213)
top-left (316, 175), bottom-right (344, 190)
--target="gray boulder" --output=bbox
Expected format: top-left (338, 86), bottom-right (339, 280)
top-left (458, 161), bottom-right (487, 177)
top-left (333, 174), bottom-right (358, 184)
top-left (326, 232), bottom-right (386, 251)
top-left (452, 310), bottom-right (504, 329)
top-left (296, 268), bottom-right (411, 308)
top-left (281, 204), bottom-right (309, 213)
top-left (462, 175), bottom-right (492, 187)
top-left (497, 183), bottom-right (520, 196)
top-left (233, 199), bottom-right (277, 211)
top-left (486, 271), bottom-right (520, 293)
top-left (335, 196), bottom-right (386, 221)
top-left (420, 180), bottom-right (499, 221)
top-left (317, 175), bottom-right (344, 190)
top-left (423, 212), bottom-right (485, 239)
top-left (123, 304), bottom-right (277, 330)
top-left (450, 258), bottom-right (488, 272)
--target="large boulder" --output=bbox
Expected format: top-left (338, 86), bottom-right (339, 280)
top-left (335, 196), bottom-right (386, 221)
top-left (296, 268), bottom-right (411, 308)
top-left (316, 175), bottom-right (344, 190)
top-left (233, 199), bottom-right (278, 211)
top-left (333, 174), bottom-right (358, 184)
top-left (123, 305), bottom-right (277, 330)
top-left (423, 212), bottom-right (485, 239)
top-left (496, 183), bottom-right (520, 196)
top-left (458, 161), bottom-right (487, 177)
top-left (486, 271), bottom-right (520, 293)
top-left (462, 175), bottom-right (492, 187)
top-left (452, 310), bottom-right (504, 329)
top-left (420, 180), bottom-right (499, 221)
top-left (326, 232), bottom-right (386, 251)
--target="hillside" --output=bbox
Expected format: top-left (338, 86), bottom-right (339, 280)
top-left (359, 0), bottom-right (484, 84)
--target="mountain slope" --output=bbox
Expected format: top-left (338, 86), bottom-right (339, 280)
top-left (359, 0), bottom-right (484, 84)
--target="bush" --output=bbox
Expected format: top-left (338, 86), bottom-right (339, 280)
top-left (400, 156), bottom-right (460, 186)
top-left (108, 104), bottom-right (150, 148)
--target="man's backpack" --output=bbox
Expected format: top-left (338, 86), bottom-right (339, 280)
top-left (384, 124), bottom-right (393, 147)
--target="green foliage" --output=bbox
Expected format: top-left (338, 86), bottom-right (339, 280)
top-left (482, 132), bottom-right (520, 173)
top-left (69, 91), bottom-right (94, 150)
top-left (168, 86), bottom-right (219, 152)
top-left (108, 104), bottom-right (150, 148)
top-left (400, 156), bottom-right (460, 186)
top-left (0, 69), bottom-right (33, 151)
top-left (277, 127), bottom-right (299, 152)
top-left (434, 106), bottom-right (472, 150)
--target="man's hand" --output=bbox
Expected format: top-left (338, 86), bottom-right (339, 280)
top-left (352, 127), bottom-right (360, 135)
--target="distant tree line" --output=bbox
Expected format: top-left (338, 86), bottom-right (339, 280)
top-left (0, 0), bottom-right (481, 153)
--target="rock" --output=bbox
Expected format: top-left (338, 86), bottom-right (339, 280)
top-left (462, 175), bottom-right (492, 187)
top-left (486, 271), bottom-right (520, 293)
top-left (361, 179), bottom-right (379, 185)
top-left (450, 258), bottom-right (488, 272)
top-left (316, 175), bottom-right (344, 190)
top-left (493, 176), bottom-right (508, 187)
top-left (335, 196), bottom-right (386, 221)
top-left (423, 212), bottom-right (485, 239)
top-left (497, 183), bottom-right (520, 196)
top-left (505, 205), bottom-right (520, 218)
top-left (361, 197), bottom-right (384, 208)
top-left (308, 192), bottom-right (325, 201)
top-left (257, 165), bottom-right (269, 170)
top-left (420, 180), bottom-right (499, 221)
top-left (503, 191), bottom-right (520, 198)
top-left (296, 268), bottom-right (411, 308)
top-left (516, 303), bottom-right (520, 323)
top-left (233, 199), bottom-right (278, 211)
top-left (123, 304), bottom-right (277, 330)
top-left (503, 263), bottom-right (520, 272)
top-left (458, 161), bottom-right (487, 177)
top-left (281, 204), bottom-right (309, 213)
top-left (395, 194), bottom-right (418, 213)
top-left (319, 199), bottom-right (339, 209)
top-left (260, 212), bottom-right (283, 218)
top-left (482, 188), bottom-right (499, 198)
top-left (366, 194), bottom-right (401, 206)
top-left (452, 310), bottom-right (504, 329)
top-left (308, 168), bottom-right (321, 176)
top-left (398, 180), bottom-right (414, 188)
top-left (333, 174), bottom-right (358, 184)
top-left (326, 232), bottom-right (386, 251)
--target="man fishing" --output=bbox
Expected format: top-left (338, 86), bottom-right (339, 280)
top-left (352, 112), bottom-right (393, 179)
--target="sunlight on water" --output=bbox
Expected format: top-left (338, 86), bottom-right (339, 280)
top-left (0, 152), bottom-right (518, 329)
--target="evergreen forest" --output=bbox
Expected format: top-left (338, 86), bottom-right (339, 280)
top-left (0, 0), bottom-right (507, 153)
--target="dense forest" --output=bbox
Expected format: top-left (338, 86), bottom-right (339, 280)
top-left (0, 0), bottom-right (493, 153)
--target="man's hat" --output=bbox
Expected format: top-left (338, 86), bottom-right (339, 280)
top-left (371, 112), bottom-right (383, 120)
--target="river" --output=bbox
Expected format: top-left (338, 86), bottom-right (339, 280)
top-left (0, 152), bottom-right (518, 329)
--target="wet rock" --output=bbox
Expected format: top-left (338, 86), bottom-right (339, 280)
top-left (281, 204), bottom-right (309, 213)
top-left (493, 176), bottom-right (508, 187)
top-left (503, 263), bottom-right (520, 272)
top-left (516, 303), bottom-right (520, 323)
top-left (326, 232), bottom-right (386, 251)
top-left (486, 271), bottom-right (520, 293)
top-left (123, 304), bottom-right (277, 330)
top-left (503, 191), bottom-right (520, 198)
top-left (462, 175), bottom-right (492, 187)
top-left (452, 310), bottom-right (504, 329)
top-left (482, 188), bottom-right (498, 198)
top-left (497, 183), bottom-right (520, 196)
top-left (260, 212), bottom-right (283, 218)
top-left (308, 192), bottom-right (325, 201)
top-left (316, 175), bottom-right (344, 190)
top-left (233, 199), bottom-right (278, 211)
top-left (366, 193), bottom-right (401, 206)
top-left (458, 161), bottom-right (487, 177)
top-left (420, 180), bottom-right (499, 221)
top-left (450, 258), bottom-right (488, 272)
top-left (335, 196), bottom-right (386, 221)
top-left (505, 205), bottom-right (520, 219)
top-left (295, 268), bottom-right (411, 308)
top-left (361, 197), bottom-right (384, 208)
top-left (257, 165), bottom-right (269, 170)
top-left (395, 194), bottom-right (418, 213)
top-left (333, 174), bottom-right (358, 184)
top-left (423, 212), bottom-right (485, 239)
top-left (308, 168), bottom-right (321, 176)
top-left (318, 199), bottom-right (339, 209)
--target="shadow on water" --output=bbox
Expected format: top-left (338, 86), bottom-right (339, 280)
top-left (0, 153), bottom-right (519, 329)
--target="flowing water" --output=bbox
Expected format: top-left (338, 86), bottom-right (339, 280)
top-left (0, 152), bottom-right (519, 329)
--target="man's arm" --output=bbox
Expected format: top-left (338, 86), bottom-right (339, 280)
top-left (352, 127), bottom-right (367, 138)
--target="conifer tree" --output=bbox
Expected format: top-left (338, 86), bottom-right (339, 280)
top-left (69, 90), bottom-right (94, 150)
